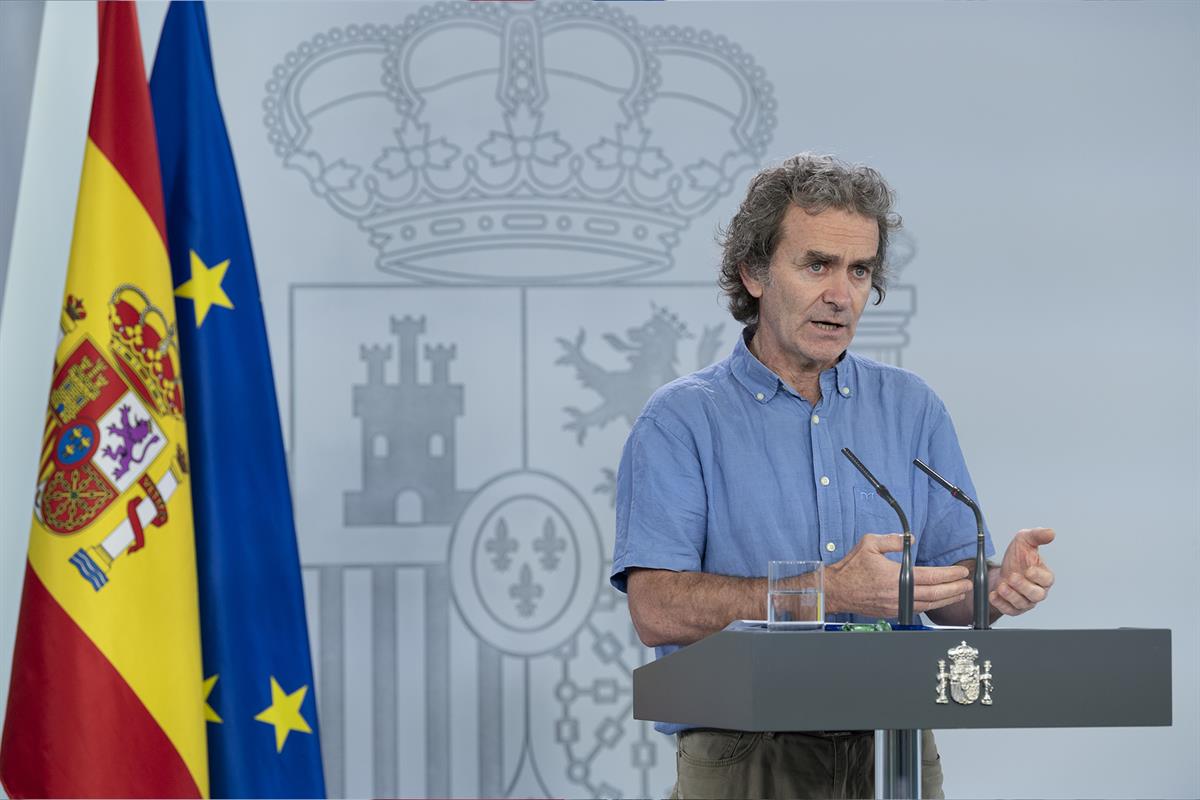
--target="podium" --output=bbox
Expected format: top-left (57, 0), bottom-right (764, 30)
top-left (633, 627), bottom-right (1172, 798)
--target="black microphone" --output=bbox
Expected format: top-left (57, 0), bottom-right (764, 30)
top-left (840, 447), bottom-right (914, 626)
top-left (913, 458), bottom-right (989, 630)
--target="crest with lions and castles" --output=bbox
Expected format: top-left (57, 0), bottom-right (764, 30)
top-left (34, 285), bottom-right (192, 594)
top-left (264, 2), bottom-right (917, 797)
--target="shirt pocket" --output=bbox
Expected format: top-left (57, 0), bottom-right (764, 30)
top-left (853, 485), bottom-right (904, 537)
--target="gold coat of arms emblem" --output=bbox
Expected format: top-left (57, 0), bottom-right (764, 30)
top-left (936, 641), bottom-right (993, 705)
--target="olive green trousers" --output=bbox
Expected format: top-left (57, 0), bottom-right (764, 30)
top-left (672, 729), bottom-right (944, 800)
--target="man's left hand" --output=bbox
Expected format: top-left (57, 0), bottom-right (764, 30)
top-left (990, 527), bottom-right (1055, 616)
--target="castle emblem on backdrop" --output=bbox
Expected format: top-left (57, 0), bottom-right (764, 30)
top-left (263, 0), bottom-right (776, 284)
top-left (345, 315), bottom-right (468, 526)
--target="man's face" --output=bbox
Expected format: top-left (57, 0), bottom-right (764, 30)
top-left (741, 206), bottom-right (879, 374)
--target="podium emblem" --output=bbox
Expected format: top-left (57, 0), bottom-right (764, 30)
top-left (936, 641), bottom-right (993, 706)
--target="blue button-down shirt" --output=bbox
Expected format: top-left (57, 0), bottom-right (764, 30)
top-left (612, 329), bottom-right (993, 733)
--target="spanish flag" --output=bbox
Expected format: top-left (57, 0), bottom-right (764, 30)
top-left (0, 3), bottom-right (208, 797)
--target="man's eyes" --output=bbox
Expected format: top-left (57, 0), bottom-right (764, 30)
top-left (804, 262), bottom-right (871, 277)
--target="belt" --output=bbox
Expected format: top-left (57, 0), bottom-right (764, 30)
top-left (685, 729), bottom-right (871, 738)
top-left (771, 730), bottom-right (871, 738)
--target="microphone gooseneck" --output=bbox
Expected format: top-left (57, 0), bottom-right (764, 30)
top-left (841, 447), bottom-right (913, 626)
top-left (913, 458), bottom-right (989, 630)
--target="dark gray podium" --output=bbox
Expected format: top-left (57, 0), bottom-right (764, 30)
top-left (633, 627), bottom-right (1172, 798)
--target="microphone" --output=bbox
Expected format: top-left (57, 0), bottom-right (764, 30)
top-left (840, 447), bottom-right (914, 626)
top-left (913, 458), bottom-right (989, 630)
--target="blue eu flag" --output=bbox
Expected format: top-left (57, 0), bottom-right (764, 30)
top-left (151, 3), bottom-right (326, 797)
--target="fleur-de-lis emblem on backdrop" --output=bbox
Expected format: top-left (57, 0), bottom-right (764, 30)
top-left (485, 518), bottom-right (519, 572)
top-left (586, 119), bottom-right (671, 178)
top-left (509, 563), bottom-right (544, 618)
top-left (533, 517), bottom-right (567, 571)
top-left (478, 104), bottom-right (570, 167)
top-left (374, 118), bottom-right (460, 178)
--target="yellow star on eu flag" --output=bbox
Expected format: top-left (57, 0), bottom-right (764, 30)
top-left (175, 250), bottom-right (234, 326)
top-left (203, 674), bottom-right (223, 724)
top-left (254, 676), bottom-right (313, 753)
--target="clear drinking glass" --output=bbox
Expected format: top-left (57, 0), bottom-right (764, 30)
top-left (767, 560), bottom-right (824, 629)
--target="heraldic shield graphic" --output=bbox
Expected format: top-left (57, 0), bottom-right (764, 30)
top-left (936, 641), bottom-right (995, 706)
top-left (37, 286), bottom-right (187, 592)
top-left (274, 1), bottom-right (917, 797)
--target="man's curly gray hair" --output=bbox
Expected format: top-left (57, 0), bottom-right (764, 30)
top-left (718, 153), bottom-right (902, 324)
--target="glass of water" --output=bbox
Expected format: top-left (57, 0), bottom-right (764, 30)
top-left (767, 560), bottom-right (824, 629)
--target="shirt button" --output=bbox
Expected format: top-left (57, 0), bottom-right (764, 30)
top-left (811, 414), bottom-right (820, 425)
top-left (755, 392), bottom-right (764, 401)
top-left (840, 386), bottom-right (851, 396)
top-left (826, 542), bottom-right (837, 552)
top-left (820, 476), bottom-right (830, 486)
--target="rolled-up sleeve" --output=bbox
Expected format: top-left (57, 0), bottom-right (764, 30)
top-left (610, 413), bottom-right (709, 593)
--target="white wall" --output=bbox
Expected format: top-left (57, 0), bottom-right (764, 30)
top-left (0, 2), bottom-right (45, 318)
top-left (2, 2), bottom-right (1197, 798)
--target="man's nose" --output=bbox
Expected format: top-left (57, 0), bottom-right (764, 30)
top-left (822, 270), bottom-right (852, 308)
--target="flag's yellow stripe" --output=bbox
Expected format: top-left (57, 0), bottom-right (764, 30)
top-left (27, 139), bottom-right (208, 798)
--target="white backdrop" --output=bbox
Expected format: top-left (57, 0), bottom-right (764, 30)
top-left (1, 2), bottom-right (1197, 798)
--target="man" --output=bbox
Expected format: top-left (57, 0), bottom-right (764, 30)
top-left (611, 154), bottom-right (1055, 799)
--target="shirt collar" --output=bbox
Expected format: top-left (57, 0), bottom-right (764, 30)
top-left (731, 325), bottom-right (783, 401)
top-left (731, 325), bottom-right (860, 403)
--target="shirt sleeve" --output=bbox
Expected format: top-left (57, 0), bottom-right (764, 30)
top-left (610, 412), bottom-right (709, 593)
top-left (915, 402), bottom-right (997, 567)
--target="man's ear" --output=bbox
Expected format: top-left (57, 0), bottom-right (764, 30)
top-left (740, 263), bottom-right (765, 299)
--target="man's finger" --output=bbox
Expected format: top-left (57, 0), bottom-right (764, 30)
top-left (1024, 564), bottom-right (1055, 589)
top-left (914, 578), bottom-right (972, 603)
top-left (1003, 573), bottom-right (1047, 605)
top-left (992, 580), bottom-right (1033, 612)
top-left (1018, 527), bottom-right (1055, 547)
top-left (866, 533), bottom-right (904, 553)
top-left (988, 590), bottom-right (1022, 617)
top-left (912, 564), bottom-right (970, 584)
top-left (915, 592), bottom-right (968, 614)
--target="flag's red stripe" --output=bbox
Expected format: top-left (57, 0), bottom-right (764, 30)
top-left (0, 562), bottom-right (201, 799)
top-left (87, 1), bottom-right (168, 247)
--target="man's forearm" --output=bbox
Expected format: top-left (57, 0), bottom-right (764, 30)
top-left (626, 568), bottom-right (766, 647)
top-left (925, 562), bottom-right (1003, 626)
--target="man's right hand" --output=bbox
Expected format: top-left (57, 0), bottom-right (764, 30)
top-left (825, 534), bottom-right (970, 618)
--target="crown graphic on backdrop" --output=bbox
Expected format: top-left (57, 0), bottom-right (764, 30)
top-left (264, 0), bottom-right (776, 284)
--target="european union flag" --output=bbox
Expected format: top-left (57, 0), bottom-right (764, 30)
top-left (150, 3), bottom-right (326, 797)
